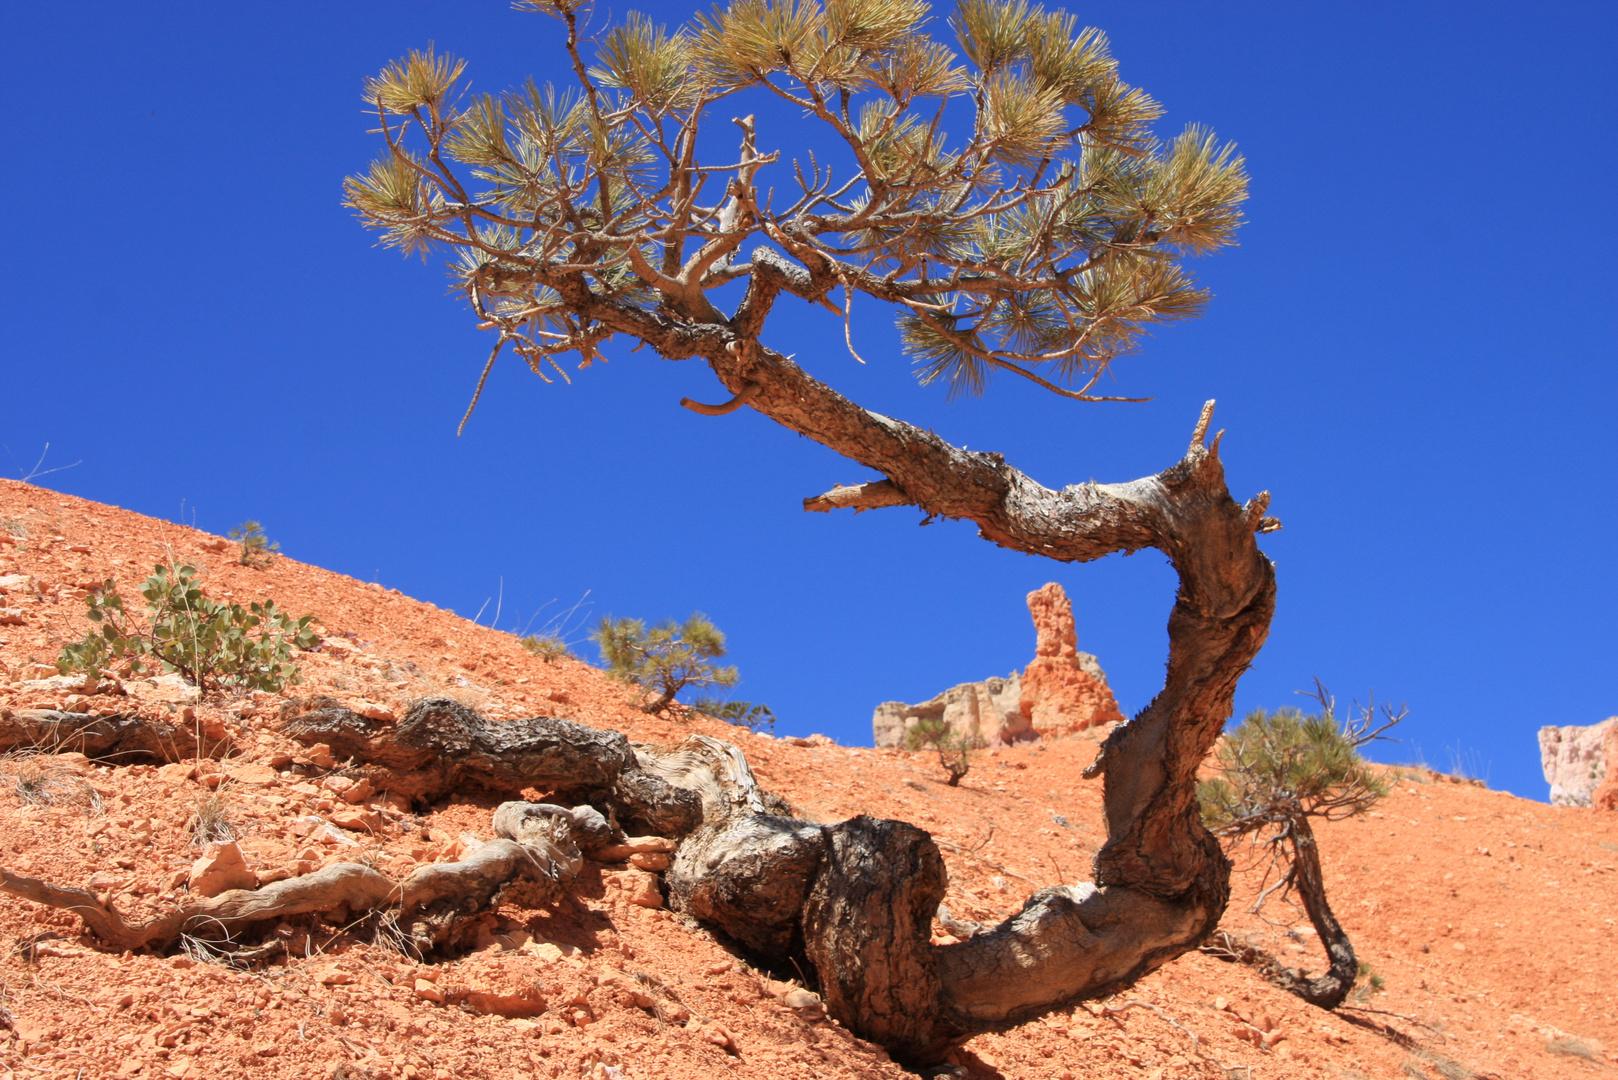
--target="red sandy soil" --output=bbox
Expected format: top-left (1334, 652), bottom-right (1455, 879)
top-left (0, 477), bottom-right (1611, 1080)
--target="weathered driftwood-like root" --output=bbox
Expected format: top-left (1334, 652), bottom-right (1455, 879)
top-left (271, 408), bottom-right (1276, 1067)
top-left (0, 832), bottom-right (575, 955)
top-left (0, 708), bottom-right (229, 763)
top-left (283, 698), bottom-right (703, 834)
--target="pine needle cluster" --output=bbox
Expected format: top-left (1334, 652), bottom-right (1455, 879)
top-left (227, 520), bottom-right (280, 568)
top-left (906, 717), bottom-right (985, 785)
top-left (589, 612), bottom-right (739, 715)
top-left (345, 0), bottom-right (1247, 413)
top-left (1199, 685), bottom-right (1403, 838)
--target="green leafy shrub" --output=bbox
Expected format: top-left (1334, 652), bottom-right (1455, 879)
top-left (57, 563), bottom-right (317, 693)
top-left (520, 633), bottom-right (575, 663)
top-left (227, 520), bottom-right (280, 567)
top-left (906, 718), bottom-right (986, 787)
top-left (691, 697), bottom-right (776, 733)
top-left (590, 612), bottom-right (737, 715)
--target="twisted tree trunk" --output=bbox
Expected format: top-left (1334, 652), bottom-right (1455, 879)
top-left (1199, 814), bottom-right (1360, 1010)
top-left (0, 399), bottom-right (1273, 1066)
top-left (1274, 815), bottom-right (1359, 1008)
top-left (266, 398), bottom-right (1278, 1065)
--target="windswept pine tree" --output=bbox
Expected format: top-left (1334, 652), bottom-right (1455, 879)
top-left (346, 0), bottom-right (1275, 1065)
top-left (1200, 684), bottom-right (1405, 1009)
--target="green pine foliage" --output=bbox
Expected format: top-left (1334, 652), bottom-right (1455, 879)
top-left (1199, 692), bottom-right (1397, 836)
top-left (520, 633), bottom-right (575, 662)
top-left (589, 613), bottom-right (739, 715)
top-left (227, 521), bottom-right (281, 567)
top-left (346, 0), bottom-right (1248, 411)
top-left (906, 717), bottom-right (986, 786)
top-left (56, 564), bottom-right (318, 694)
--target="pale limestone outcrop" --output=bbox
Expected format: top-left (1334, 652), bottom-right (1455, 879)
top-left (1595, 723), bottom-right (1618, 811)
top-left (872, 673), bottom-right (1027, 749)
top-left (872, 583), bottom-right (1125, 748)
top-left (1538, 717), bottom-right (1616, 807)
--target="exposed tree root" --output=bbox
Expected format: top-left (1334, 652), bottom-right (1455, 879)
top-left (0, 708), bottom-right (228, 763)
top-left (1200, 928), bottom-right (1356, 1009)
top-left (257, 405), bottom-right (1276, 1067)
top-left (0, 812), bottom-right (579, 954)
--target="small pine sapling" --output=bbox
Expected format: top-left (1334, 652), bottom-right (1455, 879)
top-left (906, 718), bottom-right (986, 787)
top-left (589, 613), bottom-right (738, 715)
top-left (57, 563), bottom-right (318, 694)
top-left (520, 634), bottom-right (575, 662)
top-left (227, 521), bottom-right (281, 567)
top-left (1198, 680), bottom-right (1405, 1009)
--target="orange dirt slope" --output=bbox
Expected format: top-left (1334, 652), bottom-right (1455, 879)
top-left (0, 478), bottom-right (1611, 1080)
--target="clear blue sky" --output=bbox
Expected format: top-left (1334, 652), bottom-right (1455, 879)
top-left (2, 2), bottom-right (1613, 800)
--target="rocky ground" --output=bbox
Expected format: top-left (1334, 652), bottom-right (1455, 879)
top-left (0, 477), bottom-right (1611, 1080)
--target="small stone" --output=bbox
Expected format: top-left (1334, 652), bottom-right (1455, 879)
top-left (53, 752), bottom-right (92, 774)
top-left (228, 763), bottom-right (279, 786)
top-left (351, 700), bottom-right (396, 722)
top-left (157, 762), bottom-right (197, 783)
top-left (628, 851), bottom-right (670, 871)
top-left (339, 777), bottom-right (375, 804)
top-left (330, 809), bottom-right (383, 832)
top-left (414, 979), bottom-right (446, 1003)
top-left (523, 942), bottom-right (566, 963)
top-left (305, 743), bottom-right (338, 769)
top-left (622, 870), bottom-right (662, 909)
top-left (782, 988), bottom-right (822, 1011)
top-left (187, 841), bottom-right (256, 897)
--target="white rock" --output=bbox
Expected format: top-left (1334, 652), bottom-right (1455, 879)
top-left (1539, 718), bottom-right (1616, 806)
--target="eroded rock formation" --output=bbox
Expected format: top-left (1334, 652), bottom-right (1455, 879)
top-left (1020, 583), bottom-right (1127, 740)
top-left (872, 674), bottom-right (1026, 749)
top-left (873, 583), bottom-right (1125, 748)
top-left (1538, 717), bottom-right (1616, 807)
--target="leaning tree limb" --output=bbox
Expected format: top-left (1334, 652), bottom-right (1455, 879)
top-left (267, 401), bottom-right (1278, 1066)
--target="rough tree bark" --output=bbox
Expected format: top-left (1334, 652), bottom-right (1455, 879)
top-left (1276, 814), bottom-right (1359, 1008)
top-left (0, 396), bottom-right (1274, 1065)
top-left (0, 707), bottom-right (227, 763)
top-left (0, 829), bottom-right (578, 955)
top-left (1203, 814), bottom-right (1358, 1009)
top-left (268, 396), bottom-right (1277, 1065)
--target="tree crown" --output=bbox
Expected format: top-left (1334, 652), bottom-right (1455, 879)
top-left (1199, 686), bottom-right (1405, 836)
top-left (345, 0), bottom-right (1247, 418)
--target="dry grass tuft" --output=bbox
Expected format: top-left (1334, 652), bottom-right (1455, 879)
top-left (3, 753), bottom-right (101, 812)
top-left (1546, 1035), bottom-right (1603, 1063)
top-left (188, 785), bottom-right (236, 846)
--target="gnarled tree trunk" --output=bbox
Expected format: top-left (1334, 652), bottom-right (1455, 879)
top-left (268, 398), bottom-right (1277, 1066)
top-left (1278, 814), bottom-right (1359, 1008)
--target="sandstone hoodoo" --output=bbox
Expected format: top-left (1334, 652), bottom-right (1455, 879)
top-left (1539, 716), bottom-right (1616, 807)
top-left (873, 583), bottom-right (1126, 749)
